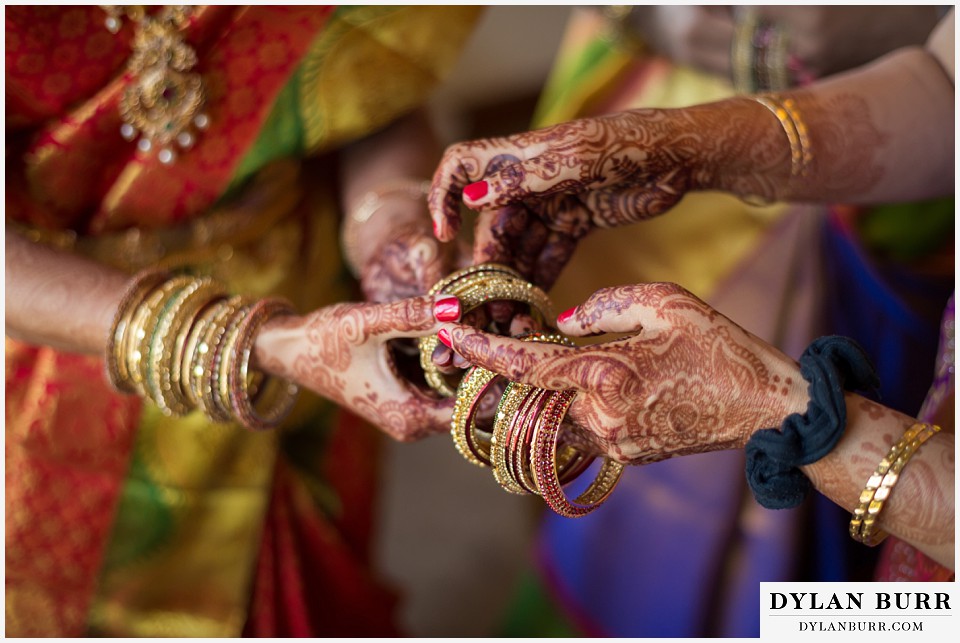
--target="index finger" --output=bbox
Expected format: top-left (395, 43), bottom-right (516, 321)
top-left (437, 323), bottom-right (582, 391)
top-left (428, 135), bottom-right (550, 241)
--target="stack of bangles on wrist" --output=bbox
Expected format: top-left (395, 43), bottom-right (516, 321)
top-left (421, 264), bottom-right (624, 517)
top-left (105, 268), bottom-right (300, 431)
top-left (451, 333), bottom-right (624, 518)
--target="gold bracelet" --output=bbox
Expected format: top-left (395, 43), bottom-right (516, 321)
top-left (104, 268), bottom-right (170, 393)
top-left (419, 264), bottom-right (555, 397)
top-left (750, 95), bottom-right (803, 178)
top-left (777, 97), bottom-right (812, 175)
top-left (146, 278), bottom-right (226, 416)
top-left (126, 276), bottom-right (194, 396)
top-left (849, 422), bottom-right (942, 546)
top-left (228, 297), bottom-right (300, 431)
top-left (180, 296), bottom-right (229, 408)
top-left (192, 296), bottom-right (247, 422)
top-left (451, 365), bottom-right (500, 467)
top-left (491, 381), bottom-right (538, 495)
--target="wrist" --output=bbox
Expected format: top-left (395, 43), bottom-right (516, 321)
top-left (252, 313), bottom-right (304, 382)
top-left (683, 98), bottom-right (793, 201)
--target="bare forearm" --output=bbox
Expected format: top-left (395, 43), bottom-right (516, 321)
top-left (5, 226), bottom-right (128, 354)
top-left (801, 394), bottom-right (954, 569)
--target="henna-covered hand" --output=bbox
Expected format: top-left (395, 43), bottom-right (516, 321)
top-left (359, 223), bottom-right (458, 304)
top-left (428, 103), bottom-right (790, 289)
top-left (254, 294), bottom-right (460, 441)
top-left (437, 282), bottom-right (809, 464)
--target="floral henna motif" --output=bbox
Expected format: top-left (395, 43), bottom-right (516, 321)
top-left (446, 283), bottom-right (804, 465)
top-left (361, 226), bottom-right (452, 303)
top-left (258, 298), bottom-right (451, 441)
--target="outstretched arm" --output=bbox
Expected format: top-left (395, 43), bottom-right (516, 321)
top-left (437, 283), bottom-right (954, 569)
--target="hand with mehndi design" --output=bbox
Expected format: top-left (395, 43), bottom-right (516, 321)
top-left (429, 14), bottom-right (954, 289)
top-left (437, 282), bottom-right (810, 463)
top-left (254, 293), bottom-right (462, 441)
top-left (358, 224), bottom-right (459, 304)
top-left (428, 110), bottom-right (722, 289)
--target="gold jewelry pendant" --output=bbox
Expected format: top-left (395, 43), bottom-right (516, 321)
top-left (104, 6), bottom-right (209, 164)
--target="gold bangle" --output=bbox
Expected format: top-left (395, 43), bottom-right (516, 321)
top-left (419, 264), bottom-right (555, 397)
top-left (849, 422), bottom-right (941, 546)
top-left (451, 365), bottom-right (501, 467)
top-left (146, 278), bottom-right (226, 416)
top-left (104, 268), bottom-right (170, 393)
top-left (492, 381), bottom-right (537, 495)
top-left (227, 297), bottom-right (300, 431)
top-left (751, 95), bottom-right (803, 178)
top-left (180, 296), bottom-right (229, 408)
top-left (778, 97), bottom-right (812, 174)
top-left (126, 276), bottom-right (194, 396)
top-left (193, 296), bottom-right (247, 422)
top-left (531, 390), bottom-right (625, 518)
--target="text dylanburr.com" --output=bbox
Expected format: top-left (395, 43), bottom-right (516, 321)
top-left (761, 582), bottom-right (955, 640)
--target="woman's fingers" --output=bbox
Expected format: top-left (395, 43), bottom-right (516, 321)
top-left (437, 324), bottom-right (581, 390)
top-left (367, 294), bottom-right (461, 341)
top-left (556, 282), bottom-right (690, 336)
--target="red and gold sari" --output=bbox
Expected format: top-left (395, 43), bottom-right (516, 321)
top-left (5, 5), bottom-right (482, 636)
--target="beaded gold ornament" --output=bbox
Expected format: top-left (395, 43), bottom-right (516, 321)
top-left (102, 5), bottom-right (210, 164)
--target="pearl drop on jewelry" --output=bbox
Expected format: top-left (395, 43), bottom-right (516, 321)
top-left (105, 16), bottom-right (120, 33)
top-left (194, 113), bottom-right (209, 130)
top-left (176, 131), bottom-right (194, 148)
top-left (158, 148), bottom-right (174, 164)
top-left (137, 138), bottom-right (152, 152)
top-left (120, 123), bottom-right (136, 141)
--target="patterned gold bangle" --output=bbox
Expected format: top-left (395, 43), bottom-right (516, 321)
top-left (193, 296), bottom-right (247, 423)
top-left (126, 276), bottom-right (193, 396)
top-left (140, 276), bottom-right (195, 402)
top-left (169, 290), bottom-right (228, 412)
top-left (180, 296), bottom-right (229, 408)
top-left (420, 263), bottom-right (555, 397)
top-left (451, 365), bottom-right (500, 467)
top-left (228, 297), bottom-right (300, 431)
top-left (531, 390), bottom-right (625, 518)
top-left (104, 268), bottom-right (170, 393)
top-left (492, 381), bottom-right (538, 495)
top-left (146, 278), bottom-right (226, 416)
top-left (849, 422), bottom-right (942, 546)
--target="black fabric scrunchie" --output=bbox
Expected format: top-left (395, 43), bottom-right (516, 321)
top-left (745, 336), bottom-right (880, 510)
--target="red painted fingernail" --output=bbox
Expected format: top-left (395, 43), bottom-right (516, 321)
top-left (434, 296), bottom-right (460, 322)
top-left (463, 180), bottom-right (489, 202)
top-left (437, 327), bottom-right (452, 347)
top-left (557, 307), bottom-right (577, 324)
